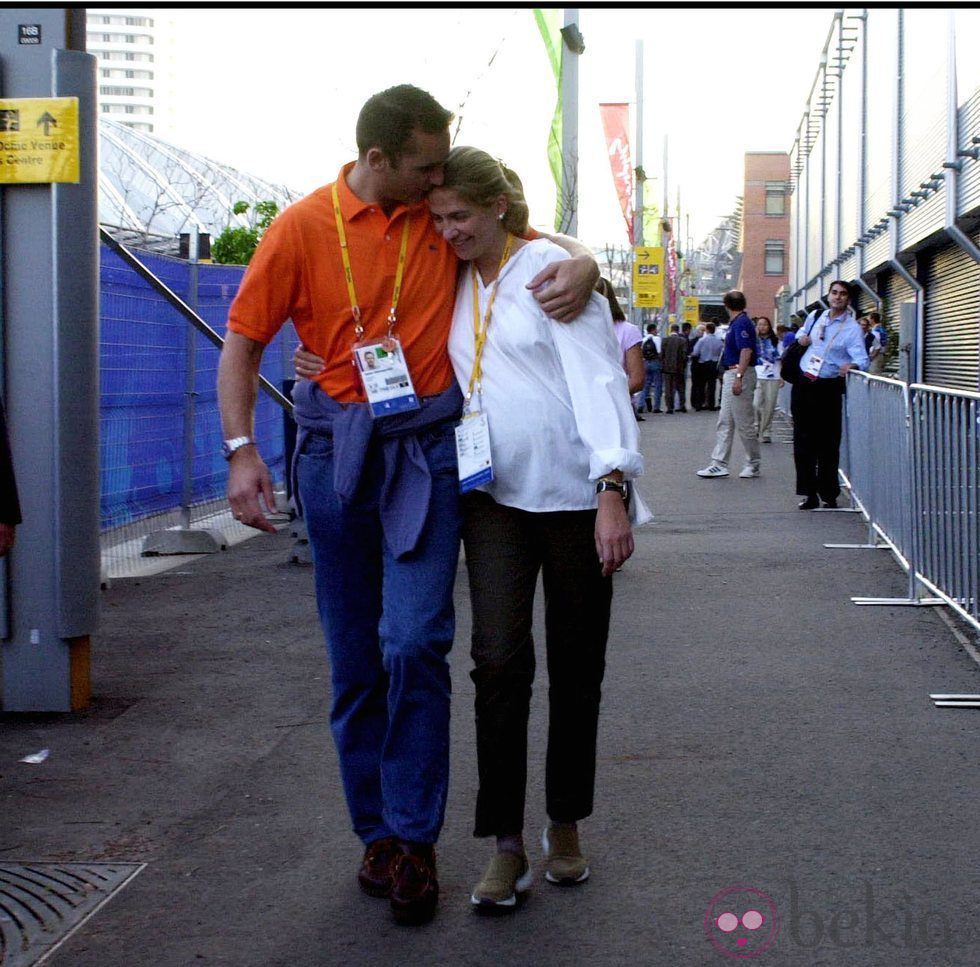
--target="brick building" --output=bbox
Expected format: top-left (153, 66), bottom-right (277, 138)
top-left (736, 152), bottom-right (791, 320)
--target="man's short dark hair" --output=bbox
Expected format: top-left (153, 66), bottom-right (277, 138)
top-left (705, 322), bottom-right (716, 333)
top-left (646, 323), bottom-right (657, 334)
top-left (723, 290), bottom-right (747, 312)
top-left (356, 85), bottom-right (454, 163)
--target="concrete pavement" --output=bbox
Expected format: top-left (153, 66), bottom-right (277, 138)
top-left (2, 405), bottom-right (979, 967)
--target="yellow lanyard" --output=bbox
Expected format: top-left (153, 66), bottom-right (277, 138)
top-left (466, 233), bottom-right (515, 405)
top-left (331, 182), bottom-right (411, 341)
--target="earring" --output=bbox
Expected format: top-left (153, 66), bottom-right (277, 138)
top-left (498, 213), bottom-right (505, 221)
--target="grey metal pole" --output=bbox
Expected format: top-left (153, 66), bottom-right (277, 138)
top-left (632, 39), bottom-right (644, 329)
top-left (181, 226), bottom-right (199, 531)
top-left (562, 8), bottom-right (579, 237)
top-left (0, 8), bottom-right (99, 711)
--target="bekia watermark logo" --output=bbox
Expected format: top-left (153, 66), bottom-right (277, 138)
top-left (705, 880), bottom-right (976, 958)
top-left (704, 885), bottom-right (780, 958)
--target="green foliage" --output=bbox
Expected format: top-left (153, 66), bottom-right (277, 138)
top-left (212, 200), bottom-right (280, 265)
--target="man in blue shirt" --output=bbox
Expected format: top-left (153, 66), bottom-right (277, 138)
top-left (793, 280), bottom-right (869, 509)
top-left (696, 290), bottom-right (760, 479)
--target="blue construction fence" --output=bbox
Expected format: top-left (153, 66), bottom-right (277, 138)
top-left (100, 243), bottom-right (298, 533)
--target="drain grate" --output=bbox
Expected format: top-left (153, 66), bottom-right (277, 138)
top-left (0, 862), bottom-right (145, 967)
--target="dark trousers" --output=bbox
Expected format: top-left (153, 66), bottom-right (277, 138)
top-left (664, 371), bottom-right (686, 411)
top-left (703, 365), bottom-right (719, 409)
top-left (791, 376), bottom-right (845, 501)
top-left (690, 360), bottom-right (707, 410)
top-left (461, 491), bottom-right (612, 837)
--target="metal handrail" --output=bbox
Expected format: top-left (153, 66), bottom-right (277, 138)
top-left (99, 227), bottom-right (292, 412)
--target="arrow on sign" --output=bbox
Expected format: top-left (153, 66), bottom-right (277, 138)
top-left (36, 111), bottom-right (57, 135)
top-left (636, 249), bottom-right (651, 260)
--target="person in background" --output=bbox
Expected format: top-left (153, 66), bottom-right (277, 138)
top-left (753, 316), bottom-right (781, 443)
top-left (599, 278), bottom-right (646, 421)
top-left (688, 323), bottom-right (707, 411)
top-left (690, 322), bottom-right (723, 411)
top-left (660, 323), bottom-right (689, 414)
top-left (696, 290), bottom-right (760, 479)
top-left (640, 322), bottom-right (663, 413)
top-left (775, 323), bottom-right (794, 417)
top-left (0, 399), bottom-right (21, 556)
top-left (793, 280), bottom-right (869, 509)
top-left (863, 311), bottom-right (886, 375)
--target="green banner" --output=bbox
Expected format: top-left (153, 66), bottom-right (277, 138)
top-left (642, 180), bottom-right (660, 245)
top-left (533, 8), bottom-right (563, 231)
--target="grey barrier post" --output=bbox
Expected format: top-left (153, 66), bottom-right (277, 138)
top-left (0, 9), bottom-right (99, 710)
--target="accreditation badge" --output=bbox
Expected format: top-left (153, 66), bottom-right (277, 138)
top-left (454, 411), bottom-right (493, 493)
top-left (352, 338), bottom-right (421, 417)
top-left (803, 353), bottom-right (824, 381)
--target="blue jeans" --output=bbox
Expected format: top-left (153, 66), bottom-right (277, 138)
top-left (643, 361), bottom-right (663, 409)
top-left (296, 423), bottom-right (461, 845)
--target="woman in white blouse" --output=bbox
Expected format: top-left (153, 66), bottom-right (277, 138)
top-left (295, 146), bottom-right (649, 913)
top-left (432, 146), bottom-right (648, 912)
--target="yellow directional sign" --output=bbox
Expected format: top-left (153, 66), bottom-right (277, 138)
top-left (632, 246), bottom-right (664, 308)
top-left (683, 298), bottom-right (700, 325)
top-left (0, 97), bottom-right (80, 184)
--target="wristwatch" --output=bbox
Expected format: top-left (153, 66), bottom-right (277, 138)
top-left (596, 479), bottom-right (628, 499)
top-left (222, 436), bottom-right (255, 460)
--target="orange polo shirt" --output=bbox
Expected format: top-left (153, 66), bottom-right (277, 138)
top-left (227, 162), bottom-right (458, 402)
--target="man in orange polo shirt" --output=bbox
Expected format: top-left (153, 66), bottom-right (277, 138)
top-left (218, 85), bottom-right (598, 926)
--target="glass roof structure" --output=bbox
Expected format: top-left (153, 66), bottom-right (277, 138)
top-left (98, 119), bottom-right (303, 251)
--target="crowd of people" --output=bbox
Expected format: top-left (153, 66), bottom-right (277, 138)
top-left (691, 282), bottom-right (878, 509)
top-left (218, 82), bottom-right (888, 929)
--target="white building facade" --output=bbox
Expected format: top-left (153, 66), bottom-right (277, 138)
top-left (787, 8), bottom-right (980, 391)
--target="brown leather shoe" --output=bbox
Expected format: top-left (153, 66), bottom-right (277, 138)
top-left (390, 842), bottom-right (439, 925)
top-left (357, 836), bottom-right (400, 898)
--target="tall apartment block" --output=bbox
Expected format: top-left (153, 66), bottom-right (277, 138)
top-left (86, 9), bottom-right (158, 132)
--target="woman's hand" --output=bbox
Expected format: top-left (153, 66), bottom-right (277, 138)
top-left (595, 493), bottom-right (634, 577)
top-left (294, 344), bottom-right (326, 379)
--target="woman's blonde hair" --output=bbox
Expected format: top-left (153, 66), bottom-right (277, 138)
top-left (441, 146), bottom-right (530, 235)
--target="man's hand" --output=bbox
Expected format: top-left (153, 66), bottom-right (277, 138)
top-left (294, 344), bottom-right (326, 379)
top-left (227, 447), bottom-right (278, 533)
top-left (595, 493), bottom-right (633, 577)
top-left (732, 376), bottom-right (743, 397)
top-left (527, 254), bottom-right (599, 322)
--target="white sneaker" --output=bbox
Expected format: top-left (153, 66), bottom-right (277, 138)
top-left (697, 464), bottom-right (729, 478)
top-left (739, 466), bottom-right (761, 478)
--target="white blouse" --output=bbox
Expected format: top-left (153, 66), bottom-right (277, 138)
top-left (447, 238), bottom-right (650, 520)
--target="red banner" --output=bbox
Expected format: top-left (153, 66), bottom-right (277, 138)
top-left (666, 228), bottom-right (678, 314)
top-left (599, 103), bottom-right (635, 244)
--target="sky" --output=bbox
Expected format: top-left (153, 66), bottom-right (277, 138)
top-left (154, 6), bottom-right (839, 249)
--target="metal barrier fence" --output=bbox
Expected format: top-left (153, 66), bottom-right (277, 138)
top-left (910, 385), bottom-right (980, 630)
top-left (842, 373), bottom-right (980, 635)
top-left (99, 240), bottom-right (298, 579)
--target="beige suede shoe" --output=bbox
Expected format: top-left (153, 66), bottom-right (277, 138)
top-left (470, 851), bottom-right (533, 912)
top-left (542, 824), bottom-right (590, 885)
